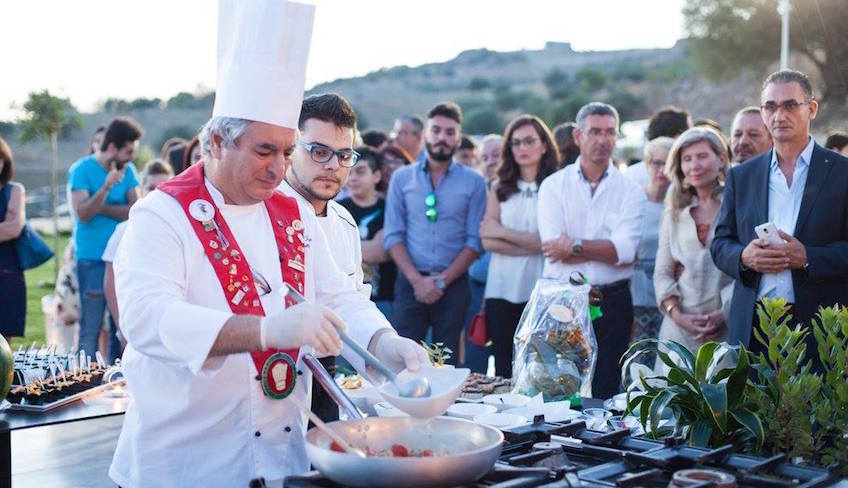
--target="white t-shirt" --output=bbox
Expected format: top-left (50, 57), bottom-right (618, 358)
top-left (101, 221), bottom-right (128, 263)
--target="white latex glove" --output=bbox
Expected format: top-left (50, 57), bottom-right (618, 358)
top-left (261, 302), bottom-right (345, 356)
top-left (374, 333), bottom-right (430, 373)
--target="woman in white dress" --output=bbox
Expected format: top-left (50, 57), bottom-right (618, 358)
top-left (480, 115), bottom-right (561, 377)
top-left (654, 127), bottom-right (734, 367)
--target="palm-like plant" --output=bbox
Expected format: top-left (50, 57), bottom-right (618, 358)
top-left (621, 338), bottom-right (763, 450)
top-left (18, 90), bottom-right (82, 278)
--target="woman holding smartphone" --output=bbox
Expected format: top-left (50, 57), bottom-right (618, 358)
top-left (654, 127), bottom-right (734, 365)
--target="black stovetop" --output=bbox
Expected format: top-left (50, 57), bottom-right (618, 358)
top-left (273, 418), bottom-right (841, 488)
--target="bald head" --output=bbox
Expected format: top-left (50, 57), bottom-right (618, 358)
top-left (730, 107), bottom-right (772, 163)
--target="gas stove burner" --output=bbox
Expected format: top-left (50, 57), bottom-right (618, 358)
top-left (671, 468), bottom-right (737, 487)
top-left (282, 418), bottom-right (842, 488)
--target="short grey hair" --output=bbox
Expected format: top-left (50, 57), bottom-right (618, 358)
top-left (762, 69), bottom-right (814, 101)
top-left (575, 102), bottom-right (620, 131)
top-left (394, 115), bottom-right (424, 133)
top-left (198, 116), bottom-right (253, 158)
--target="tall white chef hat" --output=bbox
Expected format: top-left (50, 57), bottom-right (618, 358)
top-left (213, 0), bottom-right (315, 129)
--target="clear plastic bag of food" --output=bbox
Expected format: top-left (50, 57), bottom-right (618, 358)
top-left (512, 278), bottom-right (597, 401)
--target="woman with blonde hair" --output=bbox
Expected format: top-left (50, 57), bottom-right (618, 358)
top-left (653, 127), bottom-right (734, 363)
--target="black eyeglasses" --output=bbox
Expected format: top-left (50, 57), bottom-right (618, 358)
top-left (510, 137), bottom-right (540, 148)
top-left (760, 100), bottom-right (810, 115)
top-left (298, 141), bottom-right (360, 168)
top-left (425, 192), bottom-right (437, 222)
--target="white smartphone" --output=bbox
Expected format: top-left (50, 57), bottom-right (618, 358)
top-left (755, 222), bottom-right (784, 245)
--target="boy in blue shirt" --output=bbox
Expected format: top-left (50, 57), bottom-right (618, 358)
top-left (69, 116), bottom-right (143, 362)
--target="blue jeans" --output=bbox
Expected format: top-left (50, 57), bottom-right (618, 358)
top-left (77, 259), bottom-right (122, 363)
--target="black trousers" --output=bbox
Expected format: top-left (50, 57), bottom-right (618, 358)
top-left (591, 281), bottom-right (634, 400)
top-left (393, 273), bottom-right (471, 365)
top-left (484, 298), bottom-right (527, 378)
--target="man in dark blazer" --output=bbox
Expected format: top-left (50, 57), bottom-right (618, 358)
top-left (711, 69), bottom-right (848, 371)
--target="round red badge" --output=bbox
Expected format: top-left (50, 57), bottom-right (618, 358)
top-left (261, 352), bottom-right (297, 399)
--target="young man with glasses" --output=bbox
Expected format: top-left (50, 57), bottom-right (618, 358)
top-left (712, 69), bottom-right (848, 373)
top-left (537, 102), bottom-right (645, 400)
top-left (278, 93), bottom-right (372, 422)
top-left (383, 102), bottom-right (488, 363)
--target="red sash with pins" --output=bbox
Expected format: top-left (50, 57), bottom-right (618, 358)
top-left (158, 164), bottom-right (306, 399)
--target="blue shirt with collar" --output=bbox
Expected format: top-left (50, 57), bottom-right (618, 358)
top-left (758, 136), bottom-right (815, 302)
top-left (383, 158), bottom-right (487, 274)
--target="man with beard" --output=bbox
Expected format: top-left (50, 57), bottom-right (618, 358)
top-left (384, 102), bottom-right (487, 362)
top-left (538, 102), bottom-right (645, 399)
top-left (730, 106), bottom-right (772, 164)
top-left (278, 92), bottom-right (368, 422)
top-left (69, 116), bottom-right (142, 362)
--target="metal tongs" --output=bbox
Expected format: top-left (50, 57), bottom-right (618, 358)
top-left (283, 284), bottom-right (431, 398)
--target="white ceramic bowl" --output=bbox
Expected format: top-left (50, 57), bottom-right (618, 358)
top-left (378, 365), bottom-right (469, 418)
top-left (446, 402), bottom-right (497, 420)
top-left (503, 401), bottom-right (580, 423)
top-left (482, 393), bottom-right (531, 412)
top-left (473, 412), bottom-right (531, 429)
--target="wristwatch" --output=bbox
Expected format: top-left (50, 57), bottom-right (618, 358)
top-left (434, 276), bottom-right (446, 291)
top-left (571, 239), bottom-right (584, 256)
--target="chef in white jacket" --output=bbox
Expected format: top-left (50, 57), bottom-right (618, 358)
top-left (108, 2), bottom-right (427, 487)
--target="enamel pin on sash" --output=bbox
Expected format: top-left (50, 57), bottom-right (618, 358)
top-left (261, 352), bottom-right (297, 399)
top-left (189, 199), bottom-right (216, 232)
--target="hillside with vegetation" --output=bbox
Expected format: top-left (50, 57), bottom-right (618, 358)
top-left (5, 39), bottom-right (846, 191)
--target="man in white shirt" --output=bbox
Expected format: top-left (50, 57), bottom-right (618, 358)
top-left (278, 93), bottom-right (370, 422)
top-left (109, 2), bottom-right (427, 486)
top-left (538, 102), bottom-right (645, 399)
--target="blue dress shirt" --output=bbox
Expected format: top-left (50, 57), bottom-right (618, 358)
top-left (383, 159), bottom-right (487, 273)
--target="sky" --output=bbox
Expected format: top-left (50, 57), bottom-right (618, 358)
top-left (3, 0), bottom-right (685, 120)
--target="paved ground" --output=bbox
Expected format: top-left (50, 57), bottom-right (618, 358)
top-left (12, 416), bottom-right (121, 487)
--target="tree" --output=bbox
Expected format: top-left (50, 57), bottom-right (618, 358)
top-left (463, 107), bottom-right (504, 136)
top-left (684, 0), bottom-right (848, 103)
top-left (18, 90), bottom-right (82, 278)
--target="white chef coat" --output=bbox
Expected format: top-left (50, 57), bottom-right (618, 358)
top-left (109, 178), bottom-right (389, 488)
top-left (278, 180), bottom-right (370, 299)
top-left (537, 159), bottom-right (645, 285)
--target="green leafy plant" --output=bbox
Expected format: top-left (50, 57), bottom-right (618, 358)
top-left (621, 338), bottom-right (763, 450)
top-left (811, 304), bottom-right (848, 473)
top-left (748, 298), bottom-right (819, 460)
top-left (751, 299), bottom-right (848, 475)
top-left (420, 341), bottom-right (452, 367)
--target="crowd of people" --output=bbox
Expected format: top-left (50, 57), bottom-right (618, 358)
top-left (1, 68), bottom-right (848, 400)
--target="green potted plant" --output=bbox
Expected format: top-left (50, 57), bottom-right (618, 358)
top-left (750, 298), bottom-right (848, 474)
top-left (621, 338), bottom-right (763, 450)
